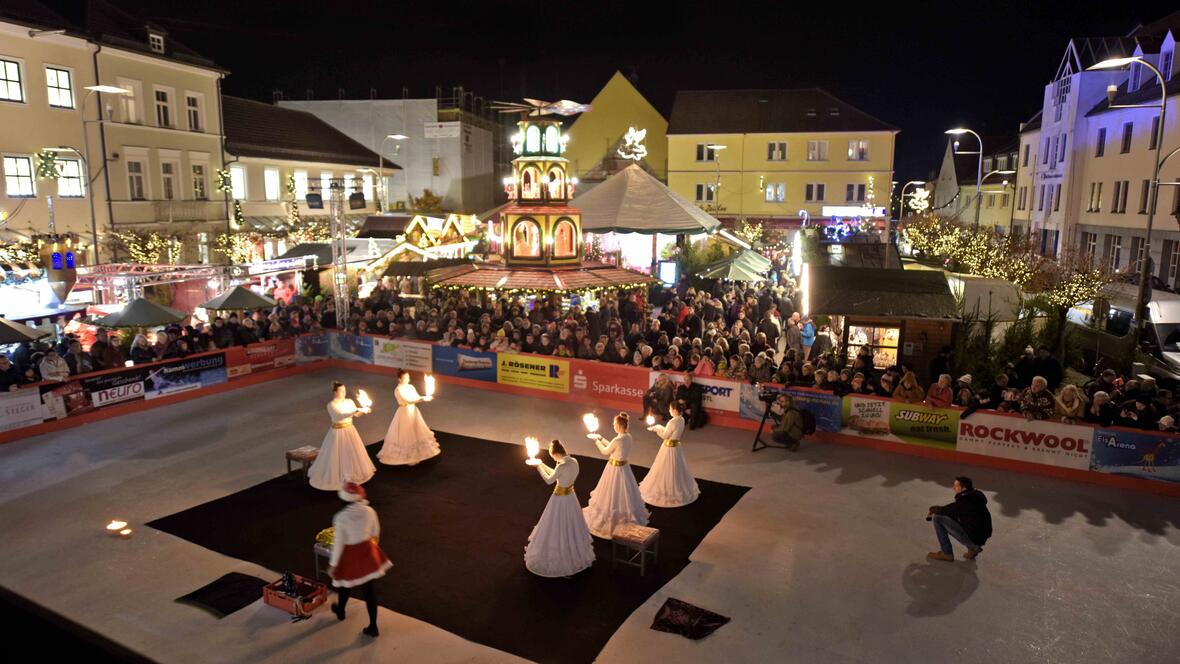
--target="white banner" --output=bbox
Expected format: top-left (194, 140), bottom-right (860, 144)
top-left (373, 339), bottom-right (433, 372)
top-left (651, 372), bottom-right (741, 413)
top-left (0, 389), bottom-right (45, 431)
top-left (956, 411), bottom-right (1093, 470)
top-left (845, 395), bottom-right (890, 435)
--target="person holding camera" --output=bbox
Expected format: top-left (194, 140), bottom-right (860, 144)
top-left (770, 394), bottom-right (804, 451)
top-left (926, 476), bottom-right (992, 562)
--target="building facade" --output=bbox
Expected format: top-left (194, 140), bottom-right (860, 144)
top-left (666, 89), bottom-right (897, 228)
top-left (931, 136), bottom-right (1018, 233)
top-left (278, 96), bottom-right (497, 214)
top-left (563, 71), bottom-right (668, 182)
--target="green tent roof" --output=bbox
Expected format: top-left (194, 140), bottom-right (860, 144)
top-left (806, 266), bottom-right (958, 319)
top-left (93, 298), bottom-right (185, 328)
top-left (201, 286), bottom-right (276, 311)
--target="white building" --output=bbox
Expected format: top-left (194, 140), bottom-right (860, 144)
top-left (278, 97), bottom-right (497, 214)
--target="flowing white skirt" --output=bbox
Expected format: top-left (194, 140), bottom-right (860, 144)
top-left (525, 492), bottom-right (595, 577)
top-left (639, 443), bottom-right (700, 508)
top-left (308, 424), bottom-right (376, 490)
top-left (377, 404), bottom-right (440, 466)
top-left (583, 463), bottom-right (650, 539)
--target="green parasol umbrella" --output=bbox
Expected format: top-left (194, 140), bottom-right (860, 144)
top-left (0, 317), bottom-right (52, 344)
top-left (200, 285), bottom-right (276, 311)
top-left (93, 298), bottom-right (185, 329)
top-left (696, 249), bottom-right (772, 282)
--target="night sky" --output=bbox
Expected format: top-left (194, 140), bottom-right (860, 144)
top-left (41, 1), bottom-right (1180, 182)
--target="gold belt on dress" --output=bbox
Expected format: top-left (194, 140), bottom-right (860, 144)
top-left (609, 458), bottom-right (628, 467)
top-left (663, 439), bottom-right (681, 447)
top-left (553, 484), bottom-right (575, 496)
top-left (332, 422), bottom-right (350, 429)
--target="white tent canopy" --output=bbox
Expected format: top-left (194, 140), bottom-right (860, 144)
top-left (572, 164), bottom-right (721, 235)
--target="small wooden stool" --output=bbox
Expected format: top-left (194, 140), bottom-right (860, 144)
top-left (313, 543), bottom-right (332, 580)
top-left (286, 446), bottom-right (319, 482)
top-left (611, 523), bottom-right (660, 576)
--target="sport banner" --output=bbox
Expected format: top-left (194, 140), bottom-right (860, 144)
top-left (886, 401), bottom-right (959, 448)
top-left (956, 411), bottom-right (1092, 470)
top-left (144, 353), bottom-right (227, 400)
top-left (226, 339), bottom-right (297, 377)
top-left (497, 353), bottom-right (569, 393)
top-left (373, 338), bottom-right (433, 372)
top-left (432, 345), bottom-right (497, 382)
top-left (330, 333), bottom-right (374, 364)
top-left (296, 334), bottom-right (330, 363)
top-left (655, 372), bottom-right (741, 413)
top-left (1091, 428), bottom-right (1180, 483)
top-left (568, 359), bottom-right (647, 406)
top-left (0, 388), bottom-right (46, 431)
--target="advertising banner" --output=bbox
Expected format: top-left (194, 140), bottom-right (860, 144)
top-left (432, 345), bottom-right (497, 382)
top-left (740, 383), bottom-right (842, 431)
top-left (330, 333), bottom-right (374, 364)
top-left (497, 353), bottom-right (569, 393)
top-left (39, 380), bottom-right (95, 420)
top-left (0, 388), bottom-right (46, 431)
top-left (957, 411), bottom-right (1092, 470)
top-left (886, 401), bottom-right (959, 448)
top-left (1091, 428), bottom-right (1180, 483)
top-left (842, 396), bottom-right (891, 435)
top-left (569, 360), bottom-right (647, 406)
top-left (81, 367), bottom-right (149, 409)
top-left (241, 339), bottom-right (296, 376)
top-left (296, 334), bottom-right (330, 363)
top-left (144, 353), bottom-right (227, 400)
top-left (655, 372), bottom-right (741, 413)
top-left (373, 338), bottom-right (433, 372)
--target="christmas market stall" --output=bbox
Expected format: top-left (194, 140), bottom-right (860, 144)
top-left (803, 265), bottom-right (958, 383)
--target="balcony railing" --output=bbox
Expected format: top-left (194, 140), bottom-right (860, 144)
top-left (152, 200), bottom-right (224, 223)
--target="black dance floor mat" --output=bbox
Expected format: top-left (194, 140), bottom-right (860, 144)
top-left (148, 432), bottom-right (748, 664)
top-left (175, 572), bottom-right (269, 618)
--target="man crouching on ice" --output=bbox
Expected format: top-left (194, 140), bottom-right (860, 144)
top-left (926, 476), bottom-right (992, 562)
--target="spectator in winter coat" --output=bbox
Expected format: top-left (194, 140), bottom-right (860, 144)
top-left (0, 355), bottom-right (21, 391)
top-left (1084, 391), bottom-right (1117, 426)
top-left (211, 318), bottom-right (235, 348)
top-left (129, 334), bottom-right (156, 365)
top-left (1019, 376), bottom-right (1056, 420)
top-left (893, 371), bottom-right (926, 403)
top-left (925, 374), bottom-right (954, 408)
top-left (800, 317), bottom-right (816, 360)
top-left (1054, 384), bottom-right (1087, 424)
top-left (39, 348), bottom-right (71, 382)
top-left (926, 476), bottom-right (992, 562)
top-left (1032, 346), bottom-right (1063, 390)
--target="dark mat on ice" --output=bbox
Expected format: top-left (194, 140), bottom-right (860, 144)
top-left (148, 431), bottom-right (749, 664)
top-left (175, 572), bottom-right (269, 618)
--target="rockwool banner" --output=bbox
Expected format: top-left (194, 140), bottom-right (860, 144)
top-left (956, 412), bottom-right (1092, 469)
top-left (569, 360), bottom-right (646, 406)
top-left (497, 353), bottom-right (569, 393)
top-left (373, 338), bottom-right (433, 372)
top-left (655, 372), bottom-right (741, 413)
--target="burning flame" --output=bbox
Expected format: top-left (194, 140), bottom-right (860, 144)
top-left (646, 415), bottom-right (655, 426)
top-left (525, 436), bottom-right (540, 459)
top-left (424, 374), bottom-right (436, 397)
top-left (582, 413), bottom-right (599, 433)
top-left (106, 520), bottom-right (127, 532)
top-left (356, 390), bottom-right (373, 409)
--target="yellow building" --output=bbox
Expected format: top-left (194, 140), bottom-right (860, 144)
top-left (563, 71), bottom-right (668, 181)
top-left (666, 89), bottom-right (897, 227)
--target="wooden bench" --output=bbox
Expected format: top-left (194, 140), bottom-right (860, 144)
top-left (286, 446), bottom-right (319, 482)
top-left (611, 523), bottom-right (660, 576)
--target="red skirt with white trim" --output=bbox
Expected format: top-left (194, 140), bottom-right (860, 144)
top-left (331, 540), bottom-right (392, 588)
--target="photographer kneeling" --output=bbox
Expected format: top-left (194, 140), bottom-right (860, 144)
top-left (926, 476), bottom-right (992, 562)
top-left (770, 394), bottom-right (804, 451)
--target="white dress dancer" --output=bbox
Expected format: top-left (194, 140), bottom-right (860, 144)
top-left (378, 372), bottom-right (439, 466)
top-left (583, 413), bottom-right (650, 539)
top-left (309, 383), bottom-right (376, 491)
top-left (525, 441), bottom-right (595, 577)
top-left (639, 406), bottom-right (700, 507)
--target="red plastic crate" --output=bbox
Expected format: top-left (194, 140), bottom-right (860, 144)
top-left (263, 574), bottom-right (328, 617)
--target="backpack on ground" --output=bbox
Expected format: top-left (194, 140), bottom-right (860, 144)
top-left (799, 408), bottom-right (816, 435)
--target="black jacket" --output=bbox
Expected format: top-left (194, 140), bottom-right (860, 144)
top-left (930, 489), bottom-right (992, 546)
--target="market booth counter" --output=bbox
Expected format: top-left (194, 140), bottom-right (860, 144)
top-left (805, 265), bottom-right (958, 383)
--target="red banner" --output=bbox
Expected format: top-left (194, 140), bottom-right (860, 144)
top-left (567, 358), bottom-right (648, 407)
top-left (226, 339), bottom-right (297, 378)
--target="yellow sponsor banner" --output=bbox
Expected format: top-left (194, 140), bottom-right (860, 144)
top-left (497, 353), bottom-right (569, 393)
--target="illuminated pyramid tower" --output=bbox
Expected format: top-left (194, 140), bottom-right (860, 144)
top-left (502, 118), bottom-right (581, 267)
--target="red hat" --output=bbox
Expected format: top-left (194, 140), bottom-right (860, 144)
top-left (337, 482), bottom-right (367, 503)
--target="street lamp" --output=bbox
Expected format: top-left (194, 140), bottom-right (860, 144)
top-left (1088, 56), bottom-right (1169, 339)
top-left (946, 128), bottom-right (984, 233)
top-left (378, 133), bottom-right (407, 213)
top-left (79, 85), bottom-right (128, 264)
top-left (706, 144), bottom-right (727, 211)
top-left (888, 180), bottom-right (925, 268)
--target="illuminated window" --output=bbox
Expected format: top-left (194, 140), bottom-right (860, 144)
top-left (192, 163), bottom-right (207, 200)
top-left (56, 158), bottom-right (85, 197)
top-left (160, 162), bottom-right (177, 200)
top-left (45, 67), bottom-right (74, 108)
top-left (293, 170), bottom-right (308, 199)
top-left (525, 126), bottom-right (541, 153)
top-left (512, 219), bottom-right (541, 257)
top-left (553, 219), bottom-right (577, 257)
top-left (344, 174), bottom-right (355, 197)
top-left (0, 58), bottom-right (24, 102)
top-left (521, 167), bottom-right (541, 199)
top-left (3, 155), bottom-right (34, 197)
top-left (547, 168), bottom-right (564, 199)
top-left (362, 173), bottom-right (373, 202)
top-left (230, 164), bottom-right (246, 200)
top-left (264, 168), bottom-right (280, 201)
top-left (544, 125), bottom-right (560, 154)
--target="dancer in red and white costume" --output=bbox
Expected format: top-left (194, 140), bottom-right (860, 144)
top-left (583, 412), bottom-right (650, 539)
top-left (640, 402), bottom-right (700, 507)
top-left (377, 369), bottom-right (439, 466)
top-left (309, 381), bottom-right (376, 491)
top-left (524, 440), bottom-right (595, 577)
top-left (328, 482), bottom-right (392, 638)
